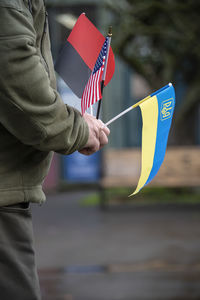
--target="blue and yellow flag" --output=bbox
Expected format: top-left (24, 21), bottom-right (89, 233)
top-left (131, 83), bottom-right (175, 195)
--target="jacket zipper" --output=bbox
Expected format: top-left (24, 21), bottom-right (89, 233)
top-left (28, 0), bottom-right (32, 13)
top-left (40, 10), bottom-right (50, 77)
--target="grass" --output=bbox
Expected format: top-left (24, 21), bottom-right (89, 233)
top-left (80, 187), bottom-right (200, 207)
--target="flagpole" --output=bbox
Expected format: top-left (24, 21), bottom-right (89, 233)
top-left (105, 96), bottom-right (151, 126)
top-left (96, 26), bottom-right (112, 119)
top-left (105, 83), bottom-right (172, 126)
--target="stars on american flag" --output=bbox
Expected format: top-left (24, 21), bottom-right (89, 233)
top-left (81, 37), bottom-right (109, 115)
top-left (93, 38), bottom-right (108, 73)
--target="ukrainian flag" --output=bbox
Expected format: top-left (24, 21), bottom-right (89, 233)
top-left (131, 83), bottom-right (175, 195)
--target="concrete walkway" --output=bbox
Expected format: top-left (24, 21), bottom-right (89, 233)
top-left (31, 191), bottom-right (200, 300)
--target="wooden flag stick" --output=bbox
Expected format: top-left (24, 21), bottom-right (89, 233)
top-left (96, 26), bottom-right (112, 119)
top-left (105, 95), bottom-right (151, 127)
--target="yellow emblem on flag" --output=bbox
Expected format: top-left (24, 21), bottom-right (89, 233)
top-left (160, 98), bottom-right (174, 121)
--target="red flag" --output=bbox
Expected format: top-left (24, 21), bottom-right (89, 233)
top-left (55, 13), bottom-right (115, 98)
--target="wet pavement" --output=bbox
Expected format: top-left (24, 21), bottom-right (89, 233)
top-left (32, 191), bottom-right (200, 300)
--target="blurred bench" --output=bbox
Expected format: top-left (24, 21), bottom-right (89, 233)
top-left (100, 146), bottom-right (200, 207)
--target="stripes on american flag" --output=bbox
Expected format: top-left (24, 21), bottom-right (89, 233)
top-left (81, 37), bottom-right (108, 115)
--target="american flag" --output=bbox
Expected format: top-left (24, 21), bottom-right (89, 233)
top-left (81, 37), bottom-right (109, 115)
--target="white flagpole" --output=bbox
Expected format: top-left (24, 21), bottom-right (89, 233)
top-left (105, 83), bottom-right (172, 126)
top-left (105, 95), bottom-right (151, 126)
top-left (105, 106), bottom-right (134, 127)
top-left (90, 105), bottom-right (93, 116)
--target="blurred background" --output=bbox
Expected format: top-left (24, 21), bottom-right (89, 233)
top-left (32, 0), bottom-right (200, 299)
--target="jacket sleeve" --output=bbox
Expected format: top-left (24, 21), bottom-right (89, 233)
top-left (0, 1), bottom-right (89, 155)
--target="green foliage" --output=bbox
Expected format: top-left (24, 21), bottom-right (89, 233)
top-left (105, 0), bottom-right (200, 133)
top-left (80, 187), bottom-right (200, 206)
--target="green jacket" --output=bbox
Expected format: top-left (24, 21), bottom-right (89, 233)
top-left (0, 0), bottom-right (89, 206)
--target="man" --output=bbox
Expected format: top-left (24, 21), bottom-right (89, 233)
top-left (0, 0), bottom-right (110, 299)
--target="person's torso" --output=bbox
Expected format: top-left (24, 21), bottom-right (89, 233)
top-left (0, 0), bottom-right (55, 206)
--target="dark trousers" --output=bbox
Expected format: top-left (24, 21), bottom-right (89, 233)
top-left (0, 203), bottom-right (41, 300)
